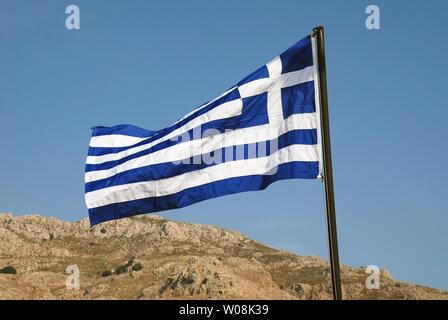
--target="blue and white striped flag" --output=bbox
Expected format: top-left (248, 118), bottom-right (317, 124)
top-left (85, 35), bottom-right (324, 226)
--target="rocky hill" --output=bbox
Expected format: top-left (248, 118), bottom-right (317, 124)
top-left (0, 213), bottom-right (446, 300)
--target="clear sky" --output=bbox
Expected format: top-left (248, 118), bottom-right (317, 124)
top-left (1, 0), bottom-right (447, 290)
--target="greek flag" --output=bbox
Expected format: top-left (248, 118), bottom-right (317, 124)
top-left (85, 35), bottom-right (323, 226)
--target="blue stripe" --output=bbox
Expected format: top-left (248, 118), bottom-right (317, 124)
top-left (237, 65), bottom-right (269, 86)
top-left (279, 35), bottom-right (313, 74)
top-left (88, 87), bottom-right (241, 156)
top-left (241, 92), bottom-right (269, 128)
top-left (85, 129), bottom-right (317, 193)
top-left (92, 124), bottom-right (156, 138)
top-left (281, 81), bottom-right (315, 118)
top-left (88, 161), bottom-right (319, 226)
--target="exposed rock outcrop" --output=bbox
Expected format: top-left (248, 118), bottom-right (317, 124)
top-left (0, 213), bottom-right (446, 300)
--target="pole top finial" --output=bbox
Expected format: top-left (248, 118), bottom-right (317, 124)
top-left (311, 26), bottom-right (324, 37)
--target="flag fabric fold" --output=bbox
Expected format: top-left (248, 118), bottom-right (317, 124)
top-left (85, 34), bottom-right (323, 226)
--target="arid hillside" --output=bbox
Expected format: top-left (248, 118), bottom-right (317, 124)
top-left (0, 213), bottom-right (446, 300)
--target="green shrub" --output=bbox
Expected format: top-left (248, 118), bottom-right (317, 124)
top-left (125, 258), bottom-right (134, 267)
top-left (0, 266), bottom-right (17, 275)
top-left (115, 265), bottom-right (128, 275)
top-left (132, 263), bottom-right (143, 272)
top-left (101, 270), bottom-right (113, 277)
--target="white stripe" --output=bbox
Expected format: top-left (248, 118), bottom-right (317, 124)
top-left (85, 112), bottom-right (318, 183)
top-left (87, 98), bottom-right (243, 163)
top-left (266, 57), bottom-right (284, 125)
top-left (276, 66), bottom-right (314, 89)
top-left (237, 65), bottom-right (314, 99)
top-left (90, 134), bottom-right (147, 148)
top-left (311, 36), bottom-right (324, 178)
top-left (266, 56), bottom-right (282, 79)
top-left (174, 86), bottom-right (237, 124)
top-left (85, 143), bottom-right (319, 209)
top-left (237, 78), bottom-right (272, 98)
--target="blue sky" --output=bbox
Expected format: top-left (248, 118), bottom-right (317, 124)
top-left (1, 0), bottom-right (447, 290)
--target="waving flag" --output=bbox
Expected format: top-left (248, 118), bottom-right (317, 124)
top-left (85, 34), bottom-right (324, 226)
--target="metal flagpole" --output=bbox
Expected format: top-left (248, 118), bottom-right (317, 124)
top-left (312, 26), bottom-right (343, 300)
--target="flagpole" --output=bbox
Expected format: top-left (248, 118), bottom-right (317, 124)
top-left (312, 26), bottom-right (343, 300)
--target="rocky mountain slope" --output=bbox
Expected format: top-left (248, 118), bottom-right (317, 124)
top-left (0, 213), bottom-right (446, 300)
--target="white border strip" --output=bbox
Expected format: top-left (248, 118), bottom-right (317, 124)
top-left (311, 36), bottom-right (324, 178)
